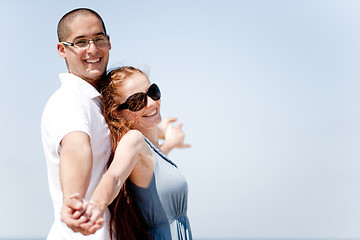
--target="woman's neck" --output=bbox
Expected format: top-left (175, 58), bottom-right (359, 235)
top-left (139, 127), bottom-right (160, 148)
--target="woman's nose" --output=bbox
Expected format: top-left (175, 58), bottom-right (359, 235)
top-left (146, 96), bottom-right (157, 108)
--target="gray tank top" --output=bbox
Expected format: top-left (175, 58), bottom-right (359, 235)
top-left (128, 137), bottom-right (192, 240)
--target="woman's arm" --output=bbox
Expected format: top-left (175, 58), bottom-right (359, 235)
top-left (79, 130), bottom-right (147, 231)
top-left (92, 130), bottom-right (145, 210)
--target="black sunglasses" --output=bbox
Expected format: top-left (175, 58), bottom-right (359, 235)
top-left (117, 83), bottom-right (161, 112)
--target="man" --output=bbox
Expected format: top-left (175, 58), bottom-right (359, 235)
top-left (41, 8), bottom-right (112, 239)
top-left (42, 8), bottom-right (190, 239)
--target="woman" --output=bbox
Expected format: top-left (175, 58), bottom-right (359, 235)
top-left (80, 66), bottom-right (192, 240)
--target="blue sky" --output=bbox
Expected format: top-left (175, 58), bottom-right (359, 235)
top-left (1, 0), bottom-right (360, 239)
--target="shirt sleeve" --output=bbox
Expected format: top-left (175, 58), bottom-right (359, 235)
top-left (42, 92), bottom-right (91, 156)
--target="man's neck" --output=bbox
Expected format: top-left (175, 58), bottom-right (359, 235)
top-left (70, 72), bottom-right (106, 91)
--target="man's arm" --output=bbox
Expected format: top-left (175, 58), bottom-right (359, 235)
top-left (60, 131), bottom-right (95, 234)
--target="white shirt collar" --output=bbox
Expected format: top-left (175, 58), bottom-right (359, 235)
top-left (59, 73), bottom-right (101, 100)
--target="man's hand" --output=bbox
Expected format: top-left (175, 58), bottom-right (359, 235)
top-left (61, 193), bottom-right (99, 235)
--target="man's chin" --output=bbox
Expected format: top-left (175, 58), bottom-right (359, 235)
top-left (87, 70), bottom-right (105, 79)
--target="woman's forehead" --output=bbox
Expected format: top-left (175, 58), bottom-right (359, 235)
top-left (122, 73), bottom-right (150, 93)
top-left (115, 73), bottom-right (150, 102)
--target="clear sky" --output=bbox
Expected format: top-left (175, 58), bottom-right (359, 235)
top-left (1, 0), bottom-right (360, 239)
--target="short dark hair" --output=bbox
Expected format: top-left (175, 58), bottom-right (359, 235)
top-left (57, 8), bottom-right (107, 42)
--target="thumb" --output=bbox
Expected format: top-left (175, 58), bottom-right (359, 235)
top-left (66, 193), bottom-right (83, 210)
top-left (165, 117), bottom-right (178, 124)
top-left (178, 143), bottom-right (192, 149)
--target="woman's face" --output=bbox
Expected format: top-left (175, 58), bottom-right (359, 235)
top-left (117, 72), bottom-right (162, 131)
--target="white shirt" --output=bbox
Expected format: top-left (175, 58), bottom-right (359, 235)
top-left (41, 73), bottom-right (111, 240)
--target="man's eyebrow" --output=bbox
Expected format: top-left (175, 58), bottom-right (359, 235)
top-left (73, 35), bottom-right (86, 40)
top-left (73, 32), bottom-right (106, 40)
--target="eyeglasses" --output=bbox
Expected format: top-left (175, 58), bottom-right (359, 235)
top-left (117, 83), bottom-right (161, 112)
top-left (61, 34), bottom-right (108, 48)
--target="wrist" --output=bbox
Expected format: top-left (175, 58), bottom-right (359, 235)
top-left (160, 142), bottom-right (171, 155)
top-left (89, 199), bottom-right (107, 213)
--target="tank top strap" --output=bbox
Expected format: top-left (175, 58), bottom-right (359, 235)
top-left (144, 137), bottom-right (178, 168)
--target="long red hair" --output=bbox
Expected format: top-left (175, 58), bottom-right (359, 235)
top-left (101, 66), bottom-right (150, 240)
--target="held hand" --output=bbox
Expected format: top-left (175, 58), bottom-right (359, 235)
top-left (78, 201), bottom-right (105, 235)
top-left (62, 194), bottom-right (105, 235)
top-left (61, 193), bottom-right (89, 233)
top-left (161, 122), bottom-right (191, 155)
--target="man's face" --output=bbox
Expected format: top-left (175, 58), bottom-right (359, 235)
top-left (57, 14), bottom-right (111, 85)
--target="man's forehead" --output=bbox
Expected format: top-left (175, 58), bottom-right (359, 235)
top-left (67, 15), bottom-right (105, 39)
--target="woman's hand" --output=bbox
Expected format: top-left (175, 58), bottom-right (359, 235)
top-left (157, 117), bottom-right (178, 140)
top-left (61, 193), bottom-right (105, 235)
top-left (160, 120), bottom-right (191, 155)
top-left (78, 200), bottom-right (106, 235)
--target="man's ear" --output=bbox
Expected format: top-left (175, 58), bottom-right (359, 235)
top-left (107, 35), bottom-right (112, 50)
top-left (57, 43), bottom-right (66, 58)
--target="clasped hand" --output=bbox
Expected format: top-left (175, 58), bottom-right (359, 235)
top-left (60, 118), bottom-right (190, 236)
top-left (61, 193), bottom-right (105, 235)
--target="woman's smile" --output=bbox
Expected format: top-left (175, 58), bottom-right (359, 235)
top-left (143, 108), bottom-right (158, 117)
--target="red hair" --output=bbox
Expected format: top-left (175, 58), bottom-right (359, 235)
top-left (102, 66), bottom-right (150, 240)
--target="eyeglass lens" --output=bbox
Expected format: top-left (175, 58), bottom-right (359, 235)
top-left (74, 35), bottom-right (108, 48)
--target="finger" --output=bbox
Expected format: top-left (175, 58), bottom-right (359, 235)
top-left (77, 213), bottom-right (90, 224)
top-left (71, 224), bottom-right (92, 236)
top-left (174, 122), bottom-right (184, 128)
top-left (68, 192), bottom-right (81, 199)
top-left (70, 203), bottom-right (86, 219)
top-left (88, 217), bottom-right (104, 233)
top-left (79, 214), bottom-right (102, 234)
top-left (79, 221), bottom-right (95, 232)
top-left (165, 117), bottom-right (178, 124)
top-left (62, 203), bottom-right (84, 222)
top-left (72, 209), bottom-right (84, 219)
top-left (95, 217), bottom-right (105, 225)
top-left (77, 202), bottom-right (94, 224)
top-left (61, 215), bottom-right (83, 230)
top-left (179, 143), bottom-right (192, 148)
top-left (65, 195), bottom-right (83, 211)
top-left (88, 223), bottom-right (104, 234)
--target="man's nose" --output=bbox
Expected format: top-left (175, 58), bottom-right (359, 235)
top-left (86, 40), bottom-right (98, 53)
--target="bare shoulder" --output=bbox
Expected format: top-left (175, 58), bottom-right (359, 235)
top-left (117, 130), bottom-right (146, 152)
top-left (122, 129), bottom-right (143, 143)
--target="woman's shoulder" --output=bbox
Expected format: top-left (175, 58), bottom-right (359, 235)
top-left (124, 129), bottom-right (143, 138)
top-left (114, 130), bottom-right (149, 159)
top-left (120, 130), bottom-right (146, 149)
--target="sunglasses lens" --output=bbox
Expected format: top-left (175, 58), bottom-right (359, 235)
top-left (118, 84), bottom-right (161, 112)
top-left (148, 84), bottom-right (161, 101)
top-left (126, 93), bottom-right (147, 111)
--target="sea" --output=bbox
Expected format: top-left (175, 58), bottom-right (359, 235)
top-left (2, 238), bottom-right (359, 240)
top-left (2, 238), bottom-right (360, 240)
